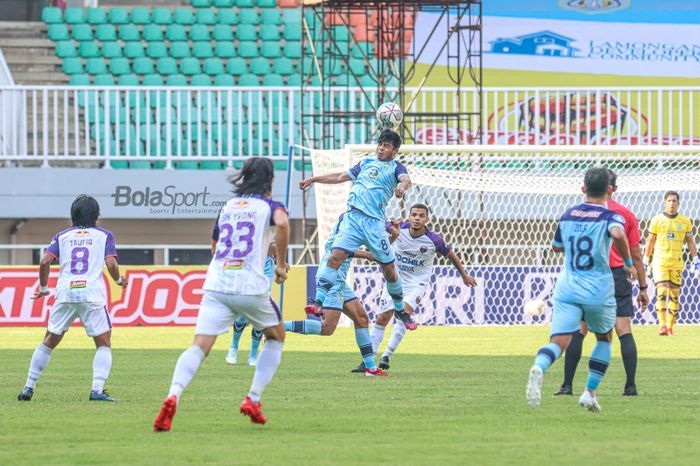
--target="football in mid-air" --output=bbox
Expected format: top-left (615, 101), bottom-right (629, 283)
top-left (376, 102), bottom-right (403, 129)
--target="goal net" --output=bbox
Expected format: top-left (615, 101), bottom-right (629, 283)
top-left (309, 144), bottom-right (700, 325)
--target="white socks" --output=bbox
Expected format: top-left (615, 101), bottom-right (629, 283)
top-left (248, 339), bottom-right (283, 403)
top-left (383, 322), bottom-right (407, 358)
top-left (91, 346), bottom-right (112, 393)
top-left (25, 343), bottom-right (53, 389)
top-left (168, 345), bottom-right (206, 401)
top-left (370, 324), bottom-right (386, 353)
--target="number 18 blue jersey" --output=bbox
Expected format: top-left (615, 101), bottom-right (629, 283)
top-left (552, 202), bottom-right (625, 306)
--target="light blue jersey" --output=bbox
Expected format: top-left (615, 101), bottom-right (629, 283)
top-left (319, 214), bottom-right (356, 310)
top-left (346, 157), bottom-right (409, 220)
top-left (264, 255), bottom-right (275, 286)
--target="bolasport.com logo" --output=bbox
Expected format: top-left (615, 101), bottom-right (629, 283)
top-left (111, 185), bottom-right (227, 215)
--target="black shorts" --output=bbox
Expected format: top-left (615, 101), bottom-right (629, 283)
top-left (612, 266), bottom-right (634, 318)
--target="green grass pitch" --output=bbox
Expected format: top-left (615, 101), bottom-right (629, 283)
top-left (2, 326), bottom-right (700, 465)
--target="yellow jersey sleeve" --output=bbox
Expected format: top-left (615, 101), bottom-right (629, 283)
top-left (649, 215), bottom-right (661, 235)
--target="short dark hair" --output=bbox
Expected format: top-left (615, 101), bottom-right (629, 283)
top-left (583, 167), bottom-right (610, 198)
top-left (664, 190), bottom-right (680, 201)
top-left (378, 129), bottom-right (401, 149)
top-left (71, 194), bottom-right (100, 228)
top-left (410, 203), bottom-right (430, 215)
top-left (229, 158), bottom-right (274, 197)
top-left (606, 168), bottom-right (617, 188)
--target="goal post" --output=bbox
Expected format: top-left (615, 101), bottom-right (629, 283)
top-left (309, 144), bottom-right (700, 325)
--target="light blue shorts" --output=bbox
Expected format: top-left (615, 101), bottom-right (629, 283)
top-left (317, 256), bottom-right (356, 310)
top-left (332, 209), bottom-right (395, 264)
top-left (550, 300), bottom-right (616, 336)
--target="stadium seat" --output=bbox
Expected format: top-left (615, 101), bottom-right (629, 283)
top-left (192, 0), bottom-right (213, 6)
top-left (283, 41), bottom-right (301, 59)
top-left (332, 26), bottom-right (350, 42)
top-left (165, 24), bottom-right (187, 42)
top-left (86, 58), bottom-right (108, 75)
top-left (147, 42), bottom-right (168, 59)
top-left (72, 24), bottom-right (93, 41)
top-left (87, 8), bottom-right (107, 25)
top-left (212, 24), bottom-right (234, 41)
top-left (63, 7), bottom-right (85, 25)
top-left (349, 58), bottom-right (366, 76)
top-left (93, 73), bottom-right (115, 86)
top-left (236, 24), bottom-right (257, 41)
top-left (143, 24), bottom-right (165, 42)
top-left (214, 42), bottom-right (236, 58)
top-left (101, 41), bottom-right (123, 58)
top-left (118, 74), bottom-right (139, 86)
top-left (262, 74), bottom-right (284, 86)
top-left (173, 8), bottom-right (195, 25)
top-left (193, 42), bottom-right (214, 59)
top-left (286, 74), bottom-right (301, 86)
top-left (124, 42), bottom-right (145, 59)
top-left (272, 57), bottom-right (294, 75)
top-left (167, 73), bottom-right (188, 86)
top-left (189, 24), bottom-right (211, 42)
top-left (217, 9), bottom-right (238, 25)
top-left (62, 57), bottom-right (84, 75)
top-left (170, 42), bottom-right (191, 59)
top-left (157, 57), bottom-right (178, 75)
top-left (93, 24), bottom-right (115, 42)
top-left (249, 57), bottom-right (270, 75)
top-left (235, 0), bottom-right (256, 6)
top-left (42, 7), bottom-right (63, 24)
top-left (352, 41), bottom-right (373, 58)
top-left (79, 41), bottom-right (100, 58)
top-left (180, 57), bottom-right (202, 75)
top-left (226, 57), bottom-right (247, 75)
top-left (261, 41), bottom-right (281, 58)
top-left (196, 9), bottom-right (217, 25)
top-left (152, 8), bottom-right (172, 25)
top-left (48, 24), bottom-right (70, 41)
top-left (130, 8), bottom-right (151, 25)
top-left (239, 9), bottom-right (260, 25)
top-left (108, 8), bottom-right (129, 25)
top-left (132, 57), bottom-right (155, 75)
top-left (282, 9), bottom-right (301, 23)
top-left (261, 8), bottom-right (281, 25)
top-left (238, 73), bottom-right (259, 86)
top-left (55, 41), bottom-right (77, 58)
top-left (119, 24), bottom-right (140, 42)
top-left (259, 24), bottom-right (280, 41)
top-left (191, 74), bottom-right (212, 86)
top-left (237, 41), bottom-right (258, 58)
top-left (282, 22), bottom-right (302, 41)
top-left (214, 74), bottom-right (235, 86)
top-left (203, 58), bottom-right (225, 76)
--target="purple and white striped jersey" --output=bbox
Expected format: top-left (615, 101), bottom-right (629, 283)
top-left (46, 227), bottom-right (117, 304)
top-left (390, 222), bottom-right (451, 286)
top-left (204, 194), bottom-right (287, 295)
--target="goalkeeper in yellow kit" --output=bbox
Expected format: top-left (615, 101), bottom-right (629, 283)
top-left (644, 191), bottom-right (699, 336)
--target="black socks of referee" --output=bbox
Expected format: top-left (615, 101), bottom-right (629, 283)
top-left (619, 333), bottom-right (637, 388)
top-left (561, 332), bottom-right (584, 388)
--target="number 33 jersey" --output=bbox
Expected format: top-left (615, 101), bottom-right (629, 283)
top-left (552, 202), bottom-right (625, 306)
top-left (46, 227), bottom-right (117, 304)
top-left (205, 194), bottom-right (287, 295)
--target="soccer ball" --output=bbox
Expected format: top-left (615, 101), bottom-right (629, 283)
top-left (376, 102), bottom-right (403, 129)
top-left (523, 299), bottom-right (546, 317)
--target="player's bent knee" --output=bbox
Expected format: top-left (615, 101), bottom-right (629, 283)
top-left (594, 331), bottom-right (613, 342)
top-left (263, 323), bottom-right (285, 342)
top-left (615, 317), bottom-right (632, 337)
top-left (192, 334), bottom-right (218, 355)
top-left (43, 331), bottom-right (65, 349)
top-left (376, 310), bottom-right (393, 326)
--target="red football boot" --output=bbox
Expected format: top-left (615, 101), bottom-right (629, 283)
top-left (154, 395), bottom-right (177, 432)
top-left (304, 303), bottom-right (323, 318)
top-left (364, 367), bottom-right (389, 377)
top-left (240, 396), bottom-right (267, 424)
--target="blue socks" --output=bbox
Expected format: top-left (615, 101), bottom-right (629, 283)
top-left (586, 341), bottom-right (611, 391)
top-left (385, 279), bottom-right (404, 312)
top-left (314, 266), bottom-right (339, 305)
top-left (355, 328), bottom-right (377, 370)
top-left (250, 330), bottom-right (263, 359)
top-left (231, 318), bottom-right (247, 350)
top-left (534, 342), bottom-right (562, 373)
top-left (284, 320), bottom-right (322, 335)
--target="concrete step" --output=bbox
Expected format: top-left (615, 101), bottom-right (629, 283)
top-left (8, 63), bottom-right (61, 74)
top-left (12, 72), bottom-right (69, 85)
top-left (0, 38), bottom-right (55, 49)
top-left (3, 54), bottom-right (61, 65)
top-left (0, 21), bottom-right (46, 39)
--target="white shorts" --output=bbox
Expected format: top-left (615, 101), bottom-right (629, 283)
top-left (48, 302), bottom-right (112, 337)
top-left (379, 282), bottom-right (427, 313)
top-left (195, 291), bottom-right (281, 336)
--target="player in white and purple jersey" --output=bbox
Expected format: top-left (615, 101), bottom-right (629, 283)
top-left (155, 158), bottom-right (289, 431)
top-left (351, 204), bottom-right (477, 372)
top-left (18, 195), bottom-right (127, 403)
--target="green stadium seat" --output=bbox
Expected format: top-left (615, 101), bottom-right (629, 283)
top-left (42, 7), bottom-right (63, 24)
top-left (165, 24), bottom-right (186, 42)
top-left (157, 57), bottom-right (178, 75)
top-left (79, 41), bottom-right (100, 58)
top-left (235, 0), bottom-right (256, 7)
top-left (143, 24), bottom-right (164, 41)
top-left (180, 57), bottom-right (201, 75)
top-left (323, 60), bottom-right (345, 75)
top-left (250, 57), bottom-right (270, 75)
top-left (196, 9), bottom-right (217, 25)
top-left (192, 0), bottom-right (213, 7)
top-left (173, 8), bottom-right (194, 25)
top-left (262, 74), bottom-right (284, 86)
top-left (86, 57), bottom-right (108, 75)
top-left (286, 74), bottom-right (301, 86)
top-left (152, 8), bottom-right (172, 25)
top-left (132, 106), bottom-right (154, 124)
top-left (101, 41), bottom-right (122, 58)
top-left (108, 8), bottom-right (129, 25)
top-left (217, 9), bottom-right (238, 25)
top-left (193, 41), bottom-right (214, 58)
top-left (130, 7), bottom-right (151, 25)
top-left (191, 74), bottom-right (212, 86)
top-left (349, 58), bottom-right (366, 76)
top-left (72, 24), bottom-right (93, 41)
top-left (189, 24), bottom-right (210, 41)
top-left (214, 74), bottom-right (235, 86)
top-left (283, 41), bottom-right (301, 58)
top-left (118, 74), bottom-right (139, 85)
top-left (167, 73), bottom-right (188, 86)
top-left (203, 58), bottom-right (225, 75)
top-left (215, 42), bottom-right (235, 58)
top-left (48, 24), bottom-right (70, 41)
top-left (352, 42), bottom-right (373, 58)
top-left (239, 9), bottom-right (259, 25)
top-left (212, 24), bottom-right (233, 41)
top-left (93, 73), bottom-right (115, 85)
top-left (272, 57), bottom-right (294, 75)
top-left (213, 0), bottom-right (233, 7)
top-left (261, 41), bottom-right (281, 58)
top-left (119, 24), bottom-right (140, 41)
top-left (133, 57), bottom-right (155, 75)
top-left (126, 86), bottom-right (146, 108)
top-left (55, 40), bottom-right (77, 58)
top-left (282, 9), bottom-right (301, 23)
top-left (332, 26), bottom-right (350, 42)
top-left (170, 42), bottom-right (191, 59)
top-left (63, 7), bottom-right (85, 25)
top-left (124, 42), bottom-right (145, 59)
top-left (226, 57), bottom-right (247, 75)
top-left (142, 75), bottom-right (165, 108)
top-left (259, 24), bottom-right (280, 41)
top-left (95, 24), bottom-right (117, 41)
top-left (62, 57), bottom-right (84, 75)
top-left (283, 22), bottom-right (301, 41)
top-left (237, 41), bottom-right (258, 58)
top-left (258, 0), bottom-right (278, 6)
top-left (260, 8), bottom-right (280, 25)
top-left (236, 24), bottom-right (257, 41)
top-left (147, 42), bottom-right (168, 59)
top-left (238, 73), bottom-right (259, 85)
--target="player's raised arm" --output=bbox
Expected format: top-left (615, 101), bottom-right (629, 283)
top-left (446, 250), bottom-right (477, 287)
top-left (299, 171), bottom-right (352, 190)
top-left (273, 207), bottom-right (290, 283)
top-left (611, 225), bottom-right (637, 281)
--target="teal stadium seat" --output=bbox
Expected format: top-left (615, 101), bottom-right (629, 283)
top-left (63, 7), bottom-right (85, 25)
top-left (55, 41), bottom-right (77, 58)
top-left (349, 58), bottom-right (366, 76)
top-left (95, 24), bottom-right (117, 42)
top-left (260, 8), bottom-right (281, 25)
top-left (152, 8), bottom-right (172, 25)
top-left (236, 24), bottom-right (257, 41)
top-left (130, 8), bottom-right (151, 25)
top-left (212, 24), bottom-right (233, 41)
top-left (189, 24), bottom-right (211, 42)
top-left (196, 9), bottom-right (217, 25)
top-left (286, 74), bottom-right (301, 86)
top-left (353, 42), bottom-right (373, 58)
top-left (124, 42), bottom-right (145, 59)
top-left (93, 73), bottom-right (115, 85)
top-left (118, 74), bottom-right (139, 86)
top-left (167, 73), bottom-right (188, 86)
top-left (215, 42), bottom-right (236, 58)
top-left (261, 41), bottom-right (281, 58)
top-left (262, 74), bottom-right (284, 86)
top-left (217, 9), bottom-right (238, 25)
top-left (192, 0), bottom-right (213, 7)
top-left (87, 8), bottom-right (107, 25)
top-left (283, 41), bottom-right (301, 59)
top-left (48, 24), bottom-right (70, 41)
top-left (166, 24), bottom-right (187, 42)
top-left (235, 0), bottom-right (256, 7)
top-left (238, 73), bottom-right (259, 85)
top-left (239, 9), bottom-right (259, 25)
top-left (42, 7), bottom-right (63, 24)
top-left (157, 57), bottom-right (178, 75)
top-left (101, 41), bottom-right (123, 58)
top-left (203, 58), bottom-right (225, 76)
top-left (173, 8), bottom-right (194, 25)
top-left (250, 57), bottom-right (270, 75)
top-left (226, 57), bottom-right (247, 75)
top-left (180, 57), bottom-right (202, 76)
top-left (72, 24), bottom-right (93, 41)
top-left (282, 22), bottom-right (301, 41)
top-left (332, 26), bottom-right (350, 42)
top-left (170, 42), bottom-right (191, 59)
top-left (272, 57), bottom-right (294, 75)
top-left (143, 24), bottom-right (165, 41)
top-left (193, 42), bottom-right (214, 59)
top-left (257, 0), bottom-right (278, 6)
top-left (119, 24), bottom-right (140, 41)
top-left (108, 8), bottom-right (129, 25)
top-left (214, 74), bottom-right (235, 86)
top-left (62, 57), bottom-right (84, 75)
top-left (237, 41), bottom-right (258, 58)
top-left (282, 9), bottom-right (301, 23)
top-left (191, 74), bottom-right (212, 86)
top-left (213, 0), bottom-right (233, 7)
top-left (133, 57), bottom-right (155, 75)
top-left (79, 41), bottom-right (100, 58)
top-left (259, 25), bottom-right (280, 41)
top-left (147, 42), bottom-right (168, 59)
top-left (86, 58), bottom-right (108, 75)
